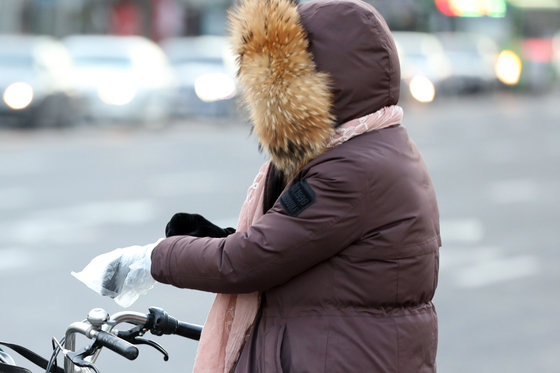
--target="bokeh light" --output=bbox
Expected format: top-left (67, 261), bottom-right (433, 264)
top-left (3, 82), bottom-right (34, 110)
top-left (409, 75), bottom-right (436, 103)
top-left (495, 50), bottom-right (523, 85)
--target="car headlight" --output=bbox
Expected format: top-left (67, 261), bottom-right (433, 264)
top-left (194, 73), bottom-right (237, 103)
top-left (409, 75), bottom-right (436, 103)
top-left (97, 80), bottom-right (137, 106)
top-left (3, 82), bottom-right (34, 110)
top-left (495, 50), bottom-right (522, 86)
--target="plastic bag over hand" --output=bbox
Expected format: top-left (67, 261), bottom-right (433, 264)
top-left (72, 239), bottom-right (163, 308)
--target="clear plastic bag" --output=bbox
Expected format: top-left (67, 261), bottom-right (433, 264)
top-left (72, 239), bottom-right (162, 308)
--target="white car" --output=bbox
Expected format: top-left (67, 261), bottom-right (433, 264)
top-left (392, 31), bottom-right (452, 103)
top-left (160, 36), bottom-right (238, 118)
top-left (0, 35), bottom-right (80, 128)
top-left (436, 32), bottom-right (500, 93)
top-left (63, 35), bottom-right (177, 125)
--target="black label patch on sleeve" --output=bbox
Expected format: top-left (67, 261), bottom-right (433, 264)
top-left (280, 179), bottom-right (316, 217)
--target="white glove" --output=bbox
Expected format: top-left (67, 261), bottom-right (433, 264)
top-left (72, 239), bottom-right (163, 308)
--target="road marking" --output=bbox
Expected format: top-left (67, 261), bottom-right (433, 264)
top-left (440, 245), bottom-right (540, 288)
top-left (440, 218), bottom-right (484, 244)
top-left (4, 200), bottom-right (155, 245)
top-left (0, 248), bottom-right (31, 272)
top-left (39, 200), bottom-right (155, 225)
top-left (454, 255), bottom-right (539, 288)
top-left (9, 218), bottom-right (97, 245)
top-left (439, 245), bottom-right (500, 269)
top-left (487, 179), bottom-right (539, 204)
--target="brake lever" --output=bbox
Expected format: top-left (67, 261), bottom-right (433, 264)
top-left (52, 338), bottom-right (101, 373)
top-left (116, 325), bottom-right (169, 362)
top-left (128, 337), bottom-right (169, 361)
top-left (66, 352), bottom-right (100, 373)
top-left (116, 325), bottom-right (146, 339)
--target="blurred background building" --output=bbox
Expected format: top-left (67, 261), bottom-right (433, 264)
top-left (2, 0), bottom-right (559, 51)
top-left (0, 0), bottom-right (229, 40)
top-left (0, 0), bottom-right (559, 127)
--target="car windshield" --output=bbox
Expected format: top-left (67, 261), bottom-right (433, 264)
top-left (0, 54), bottom-right (34, 68)
top-left (439, 38), bottom-right (479, 54)
top-left (447, 43), bottom-right (477, 54)
top-left (72, 56), bottom-right (133, 68)
top-left (403, 51), bottom-right (428, 60)
top-left (169, 56), bottom-right (222, 66)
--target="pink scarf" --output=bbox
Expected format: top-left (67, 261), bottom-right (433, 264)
top-left (192, 105), bottom-right (403, 373)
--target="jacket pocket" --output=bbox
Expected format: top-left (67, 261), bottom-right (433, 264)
top-left (263, 324), bottom-right (287, 373)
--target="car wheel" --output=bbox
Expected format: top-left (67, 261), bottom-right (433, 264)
top-left (29, 96), bottom-right (60, 128)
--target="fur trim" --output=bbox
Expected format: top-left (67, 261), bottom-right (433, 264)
top-left (229, 0), bottom-right (335, 180)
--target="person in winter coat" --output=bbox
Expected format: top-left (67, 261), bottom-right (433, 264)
top-left (78, 0), bottom-right (441, 372)
top-left (153, 0), bottom-right (441, 371)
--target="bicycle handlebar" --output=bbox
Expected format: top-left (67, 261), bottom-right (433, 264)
top-left (148, 307), bottom-right (202, 340)
top-left (176, 320), bottom-right (203, 340)
top-left (106, 307), bottom-right (202, 340)
top-left (92, 330), bottom-right (138, 360)
top-left (63, 307), bottom-right (202, 373)
top-left (108, 310), bottom-right (149, 327)
top-left (2, 307), bottom-right (202, 373)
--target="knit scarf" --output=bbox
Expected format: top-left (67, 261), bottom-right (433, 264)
top-left (192, 105), bottom-right (403, 373)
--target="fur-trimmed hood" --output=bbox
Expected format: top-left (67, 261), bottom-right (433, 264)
top-left (229, 0), bottom-right (400, 179)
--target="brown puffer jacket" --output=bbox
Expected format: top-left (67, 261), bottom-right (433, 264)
top-left (151, 0), bottom-right (440, 372)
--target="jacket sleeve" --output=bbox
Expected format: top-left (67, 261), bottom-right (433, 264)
top-left (151, 160), bottom-right (366, 293)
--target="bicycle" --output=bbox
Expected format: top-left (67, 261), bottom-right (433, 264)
top-left (0, 307), bottom-right (202, 373)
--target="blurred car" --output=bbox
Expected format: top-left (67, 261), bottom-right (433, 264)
top-left (63, 35), bottom-right (176, 125)
top-left (392, 31), bottom-right (452, 103)
top-left (436, 32), bottom-right (500, 93)
top-left (160, 35), bottom-right (238, 119)
top-left (0, 35), bottom-right (80, 128)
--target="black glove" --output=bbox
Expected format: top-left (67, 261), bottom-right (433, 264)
top-left (165, 213), bottom-right (236, 238)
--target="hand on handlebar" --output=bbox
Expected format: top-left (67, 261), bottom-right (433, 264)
top-left (72, 239), bottom-right (163, 308)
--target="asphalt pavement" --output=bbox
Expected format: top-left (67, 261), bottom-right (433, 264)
top-left (1, 90), bottom-right (559, 372)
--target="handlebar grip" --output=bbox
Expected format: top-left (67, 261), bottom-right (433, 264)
top-left (95, 330), bottom-right (139, 360)
top-left (176, 321), bottom-right (202, 341)
top-left (148, 307), bottom-right (203, 340)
